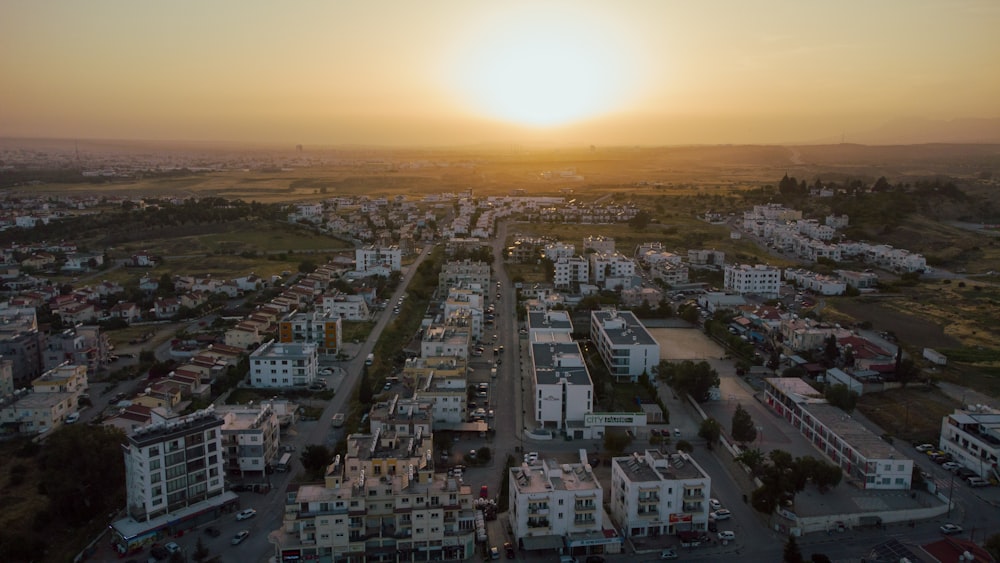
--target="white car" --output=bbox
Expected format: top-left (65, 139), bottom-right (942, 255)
top-left (659, 548), bottom-right (678, 559)
top-left (236, 508), bottom-right (257, 521)
top-left (942, 461), bottom-right (961, 472)
top-left (65, 412), bottom-right (81, 424)
top-left (524, 452), bottom-right (539, 464)
top-left (940, 523), bottom-right (963, 535)
top-left (718, 530), bottom-right (736, 541)
top-left (232, 529), bottom-right (250, 545)
top-left (711, 509), bottom-right (732, 521)
top-left (915, 443), bottom-right (936, 452)
top-left (164, 542), bottom-right (182, 554)
top-left (709, 498), bottom-right (722, 511)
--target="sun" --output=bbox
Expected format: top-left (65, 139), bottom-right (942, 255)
top-left (449, 8), bottom-right (640, 128)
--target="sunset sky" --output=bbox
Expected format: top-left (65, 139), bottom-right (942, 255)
top-left (2, 1), bottom-right (999, 146)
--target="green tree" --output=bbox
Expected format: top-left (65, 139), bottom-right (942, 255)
top-left (822, 335), bottom-right (839, 367)
top-left (894, 357), bottom-right (921, 387)
top-left (191, 537), bottom-right (210, 563)
top-left (358, 365), bottom-right (373, 406)
top-left (39, 425), bottom-right (126, 526)
top-left (824, 384), bottom-right (858, 413)
top-left (735, 447), bottom-right (765, 477)
top-left (298, 260), bottom-right (317, 273)
top-left (300, 445), bottom-right (332, 477)
top-left (675, 440), bottom-right (693, 453)
top-left (698, 418), bottom-right (721, 449)
top-left (628, 210), bottom-right (652, 231)
top-left (660, 360), bottom-right (720, 402)
top-left (603, 430), bottom-right (633, 455)
top-left (731, 404), bottom-right (757, 445)
top-left (783, 536), bottom-right (804, 563)
top-left (984, 532), bottom-right (1000, 561)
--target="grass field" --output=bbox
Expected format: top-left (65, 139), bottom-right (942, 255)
top-left (856, 385), bottom-right (958, 444)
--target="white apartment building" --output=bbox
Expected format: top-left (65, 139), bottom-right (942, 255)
top-left (687, 249), bottom-right (725, 269)
top-left (553, 256), bottom-right (590, 289)
top-left (527, 309), bottom-right (574, 338)
top-left (404, 357), bottom-right (468, 425)
top-left (589, 252), bottom-right (636, 288)
top-left (509, 457), bottom-right (621, 558)
top-left (274, 431), bottom-right (478, 562)
top-left (530, 339), bottom-right (594, 437)
top-left (650, 260), bottom-right (689, 286)
top-left (322, 293), bottom-right (371, 321)
top-left (763, 378), bottom-right (912, 490)
top-left (369, 396), bottom-right (434, 438)
top-left (355, 245), bottom-right (402, 275)
top-left (421, 324), bottom-right (472, 360)
top-left (783, 269), bottom-right (847, 296)
top-left (443, 290), bottom-right (485, 341)
top-left (438, 260), bottom-right (491, 294)
top-left (217, 402), bottom-right (281, 476)
top-left (589, 310), bottom-right (660, 383)
top-left (724, 263), bottom-right (782, 298)
top-left (582, 236), bottom-right (615, 254)
top-left (123, 408), bottom-right (228, 522)
top-left (542, 242), bottom-right (576, 261)
top-left (938, 406), bottom-right (1000, 481)
top-left (278, 310), bottom-right (343, 355)
top-left (249, 341), bottom-right (320, 388)
top-left (610, 450), bottom-right (712, 538)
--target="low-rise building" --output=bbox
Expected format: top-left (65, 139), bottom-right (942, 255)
top-left (610, 450), bottom-right (712, 538)
top-left (508, 456), bottom-right (621, 558)
top-left (249, 341), bottom-right (320, 388)
top-left (278, 310), bottom-right (343, 355)
top-left (763, 377), bottom-right (912, 490)
top-left (938, 406), bottom-right (1000, 481)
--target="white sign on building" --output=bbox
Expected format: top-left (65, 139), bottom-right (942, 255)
top-left (584, 413), bottom-right (647, 427)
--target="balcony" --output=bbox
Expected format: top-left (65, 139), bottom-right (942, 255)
top-left (574, 502), bottom-right (596, 511)
top-left (526, 519), bottom-right (550, 529)
top-left (681, 503), bottom-right (702, 513)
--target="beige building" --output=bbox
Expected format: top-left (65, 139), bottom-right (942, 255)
top-left (217, 402), bottom-right (281, 476)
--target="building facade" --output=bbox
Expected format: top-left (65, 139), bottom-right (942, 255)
top-left (589, 310), bottom-right (660, 382)
top-left (610, 450), bottom-right (712, 538)
top-left (217, 403), bottom-right (281, 476)
top-left (938, 406), bottom-right (1000, 481)
top-left (249, 341), bottom-right (320, 388)
top-left (278, 310), bottom-right (343, 355)
top-left (724, 263), bottom-right (782, 298)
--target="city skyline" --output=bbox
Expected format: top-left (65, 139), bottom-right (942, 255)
top-left (3, 1), bottom-right (1000, 147)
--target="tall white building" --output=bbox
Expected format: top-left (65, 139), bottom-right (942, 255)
top-left (123, 408), bottom-right (228, 522)
top-left (530, 338), bottom-right (594, 436)
top-left (249, 341), bottom-right (320, 388)
top-left (542, 242), bottom-right (576, 261)
top-left (610, 450), bottom-right (712, 538)
top-left (508, 457), bottom-right (622, 558)
top-left (589, 252), bottom-right (636, 289)
top-left (355, 245), bottom-right (402, 275)
top-left (724, 263), bottom-right (782, 298)
top-left (553, 256), bottom-right (590, 289)
top-left (589, 310), bottom-right (660, 383)
top-left (438, 259), bottom-right (491, 294)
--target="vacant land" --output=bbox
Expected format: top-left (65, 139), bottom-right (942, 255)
top-left (649, 327), bottom-right (725, 361)
top-left (857, 386), bottom-right (958, 444)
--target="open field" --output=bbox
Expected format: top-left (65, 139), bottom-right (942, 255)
top-left (856, 385), bottom-right (959, 444)
top-left (650, 327), bottom-right (725, 361)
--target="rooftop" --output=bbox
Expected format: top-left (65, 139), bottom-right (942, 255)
top-left (510, 459), bottom-right (601, 494)
top-left (591, 309), bottom-right (658, 347)
top-left (613, 450), bottom-right (709, 482)
top-left (531, 341), bottom-right (592, 386)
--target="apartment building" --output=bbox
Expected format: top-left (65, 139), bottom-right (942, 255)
top-left (938, 406), bottom-right (1000, 481)
top-left (275, 430), bottom-right (478, 562)
top-left (783, 269), bottom-right (847, 296)
top-left (610, 450), bottom-right (712, 538)
top-left (216, 402), bottom-right (281, 477)
top-left (355, 245), bottom-right (402, 275)
top-left (527, 309), bottom-right (574, 338)
top-left (421, 324), bottom-right (472, 360)
top-left (763, 378), bottom-right (912, 490)
top-left (582, 236), bottom-right (615, 254)
top-left (542, 242), bottom-right (576, 261)
top-left (508, 457), bottom-right (621, 558)
top-left (553, 256), bottom-right (590, 289)
top-left (322, 293), bottom-right (371, 321)
top-left (122, 408), bottom-right (228, 522)
top-left (112, 408), bottom-right (238, 556)
top-left (530, 339), bottom-right (594, 436)
top-left (724, 263), bottom-right (782, 298)
top-left (589, 252), bottom-right (636, 289)
top-left (438, 260), bottom-right (491, 294)
top-left (249, 341), bottom-right (320, 388)
top-left (405, 357), bottom-right (468, 425)
top-left (589, 310), bottom-right (660, 383)
top-left (278, 310), bottom-right (343, 355)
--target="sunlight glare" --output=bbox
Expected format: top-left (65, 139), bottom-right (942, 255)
top-left (450, 9), bottom-right (641, 127)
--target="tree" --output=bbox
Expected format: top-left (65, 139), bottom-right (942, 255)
top-left (660, 360), bottom-right (720, 402)
top-left (984, 532), bottom-right (1000, 561)
top-left (298, 260), bottom-right (317, 273)
top-left (811, 554), bottom-right (832, 563)
top-left (628, 211), bottom-right (652, 231)
top-left (731, 404), bottom-right (757, 445)
top-left (603, 430), bottom-right (633, 456)
top-left (735, 447), bottom-right (765, 477)
top-left (822, 335), bottom-right (839, 367)
top-left (358, 365), bottom-right (373, 405)
top-left (698, 418), bottom-right (721, 449)
top-left (783, 535), bottom-right (804, 563)
top-left (824, 384), bottom-right (858, 413)
top-left (894, 357), bottom-right (921, 387)
top-left (675, 440), bottom-right (693, 453)
top-left (300, 445), bottom-right (332, 477)
top-left (38, 424), bottom-right (126, 526)
top-left (192, 537), bottom-right (211, 563)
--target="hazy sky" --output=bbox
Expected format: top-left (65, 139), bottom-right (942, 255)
top-left (3, 1), bottom-right (999, 146)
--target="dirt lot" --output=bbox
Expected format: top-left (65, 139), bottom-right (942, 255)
top-left (649, 327), bottom-right (725, 361)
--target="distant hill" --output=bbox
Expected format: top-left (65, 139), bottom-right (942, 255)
top-left (848, 117), bottom-right (1000, 145)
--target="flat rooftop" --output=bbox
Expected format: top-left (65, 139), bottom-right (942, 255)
top-left (613, 451), bottom-right (708, 482)
top-left (592, 310), bottom-right (658, 346)
top-left (531, 342), bottom-right (592, 386)
top-left (510, 459), bottom-right (601, 494)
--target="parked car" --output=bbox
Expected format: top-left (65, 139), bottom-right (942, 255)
top-left (504, 542), bottom-right (515, 558)
top-left (480, 485), bottom-right (489, 499)
top-left (942, 461), bottom-right (961, 472)
top-left (489, 546), bottom-right (500, 560)
top-left (236, 508), bottom-right (257, 521)
top-left (915, 443), bottom-right (935, 452)
top-left (232, 529), bottom-right (250, 545)
top-left (65, 412), bottom-right (81, 424)
top-left (718, 530), bottom-right (736, 541)
top-left (585, 556), bottom-right (606, 563)
top-left (940, 523), bottom-right (963, 535)
top-left (711, 509), bottom-right (732, 520)
top-left (164, 542), bottom-right (182, 554)
top-left (709, 498), bottom-right (722, 511)
top-left (659, 548), bottom-right (678, 560)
